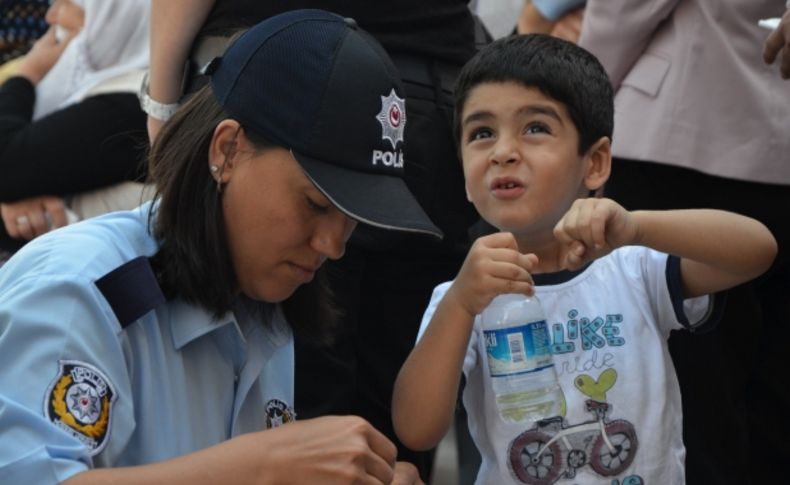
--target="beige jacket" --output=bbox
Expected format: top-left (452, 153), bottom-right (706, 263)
top-left (580, 0), bottom-right (790, 185)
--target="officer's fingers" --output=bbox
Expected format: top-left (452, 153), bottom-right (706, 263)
top-left (390, 461), bottom-right (425, 485)
top-left (365, 425), bottom-right (397, 468)
top-left (363, 427), bottom-right (396, 484)
top-left (364, 450), bottom-right (395, 485)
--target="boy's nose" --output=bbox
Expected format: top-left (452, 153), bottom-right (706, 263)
top-left (490, 137), bottom-right (521, 165)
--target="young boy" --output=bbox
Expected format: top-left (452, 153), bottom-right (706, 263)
top-left (392, 34), bottom-right (777, 485)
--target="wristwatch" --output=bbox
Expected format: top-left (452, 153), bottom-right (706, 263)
top-left (138, 71), bottom-right (180, 121)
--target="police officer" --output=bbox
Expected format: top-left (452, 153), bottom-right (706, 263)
top-left (0, 11), bottom-right (432, 484)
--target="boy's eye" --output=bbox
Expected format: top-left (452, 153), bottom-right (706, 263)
top-left (468, 127), bottom-right (493, 142)
top-left (525, 122), bottom-right (550, 135)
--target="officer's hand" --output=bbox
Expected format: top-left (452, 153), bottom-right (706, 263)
top-left (390, 461), bottom-right (425, 485)
top-left (254, 415), bottom-right (397, 484)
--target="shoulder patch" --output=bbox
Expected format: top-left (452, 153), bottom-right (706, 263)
top-left (44, 360), bottom-right (117, 455)
top-left (264, 398), bottom-right (296, 429)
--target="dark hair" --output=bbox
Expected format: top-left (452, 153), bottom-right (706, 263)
top-left (148, 86), bottom-right (338, 344)
top-left (454, 34), bottom-right (614, 155)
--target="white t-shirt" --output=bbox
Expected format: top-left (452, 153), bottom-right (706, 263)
top-left (418, 246), bottom-right (720, 485)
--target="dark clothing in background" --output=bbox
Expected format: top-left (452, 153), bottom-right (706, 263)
top-left (0, 76), bottom-right (148, 253)
top-left (606, 158), bottom-right (790, 485)
top-left (201, 0), bottom-right (477, 64)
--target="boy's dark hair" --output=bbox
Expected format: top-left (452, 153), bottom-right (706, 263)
top-left (147, 85), bottom-right (339, 344)
top-left (454, 34), bottom-right (614, 155)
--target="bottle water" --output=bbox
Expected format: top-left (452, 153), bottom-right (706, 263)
top-left (481, 293), bottom-right (563, 424)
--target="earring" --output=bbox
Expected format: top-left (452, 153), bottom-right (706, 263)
top-left (210, 165), bottom-right (223, 193)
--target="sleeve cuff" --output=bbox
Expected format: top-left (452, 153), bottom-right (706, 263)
top-left (665, 255), bottom-right (726, 334)
top-left (532, 0), bottom-right (586, 22)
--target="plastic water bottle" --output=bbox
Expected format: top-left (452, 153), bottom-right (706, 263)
top-left (481, 293), bottom-right (563, 424)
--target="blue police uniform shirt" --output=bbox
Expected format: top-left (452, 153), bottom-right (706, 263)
top-left (0, 203), bottom-right (295, 483)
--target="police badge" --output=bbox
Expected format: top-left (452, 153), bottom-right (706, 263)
top-left (264, 398), bottom-right (296, 429)
top-left (45, 360), bottom-right (117, 455)
top-left (375, 88), bottom-right (407, 150)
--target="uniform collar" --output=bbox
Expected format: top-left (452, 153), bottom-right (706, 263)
top-left (169, 298), bottom-right (238, 350)
top-left (168, 297), bottom-right (291, 351)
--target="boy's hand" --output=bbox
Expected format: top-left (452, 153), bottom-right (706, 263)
top-left (447, 232), bottom-right (538, 318)
top-left (553, 198), bottom-right (638, 270)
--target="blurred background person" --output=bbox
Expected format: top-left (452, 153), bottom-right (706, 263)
top-left (0, 0), bottom-right (151, 266)
top-left (472, 0), bottom-right (585, 41)
top-left (0, 0), bottom-right (49, 79)
top-left (580, 1), bottom-right (790, 483)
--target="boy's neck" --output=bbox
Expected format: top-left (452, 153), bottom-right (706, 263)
top-left (514, 232), bottom-right (567, 275)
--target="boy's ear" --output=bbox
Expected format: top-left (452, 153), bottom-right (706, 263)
top-left (583, 136), bottom-right (612, 193)
top-left (208, 119), bottom-right (243, 183)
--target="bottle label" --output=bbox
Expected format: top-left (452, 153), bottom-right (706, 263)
top-left (484, 320), bottom-right (553, 377)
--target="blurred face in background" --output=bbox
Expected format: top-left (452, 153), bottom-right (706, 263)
top-left (46, 0), bottom-right (84, 40)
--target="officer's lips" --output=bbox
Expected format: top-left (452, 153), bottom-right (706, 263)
top-left (289, 261), bottom-right (319, 283)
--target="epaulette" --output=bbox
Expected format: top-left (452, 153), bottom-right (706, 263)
top-left (95, 256), bottom-right (166, 329)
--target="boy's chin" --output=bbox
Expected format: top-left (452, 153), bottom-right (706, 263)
top-left (482, 214), bottom-right (527, 234)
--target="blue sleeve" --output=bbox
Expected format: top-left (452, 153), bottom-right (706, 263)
top-left (533, 0), bottom-right (586, 21)
top-left (0, 271), bottom-right (133, 483)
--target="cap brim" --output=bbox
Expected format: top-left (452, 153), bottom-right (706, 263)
top-left (292, 151), bottom-right (442, 239)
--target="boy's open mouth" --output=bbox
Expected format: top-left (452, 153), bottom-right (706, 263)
top-left (490, 177), bottom-right (524, 190)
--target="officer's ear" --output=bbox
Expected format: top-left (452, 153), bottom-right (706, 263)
top-left (208, 119), bottom-right (243, 184)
